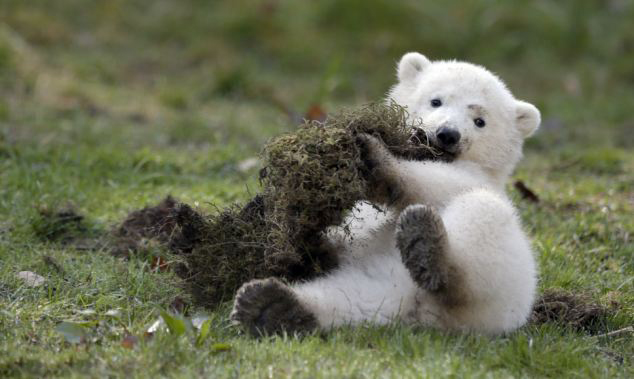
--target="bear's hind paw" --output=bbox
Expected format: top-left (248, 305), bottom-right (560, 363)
top-left (230, 278), bottom-right (317, 336)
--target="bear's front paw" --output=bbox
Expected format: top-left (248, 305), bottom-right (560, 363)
top-left (230, 278), bottom-right (317, 336)
top-left (396, 205), bottom-right (449, 291)
top-left (357, 134), bottom-right (402, 205)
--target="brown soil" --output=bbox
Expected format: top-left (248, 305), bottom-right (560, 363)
top-left (531, 290), bottom-right (613, 332)
top-left (110, 196), bottom-right (180, 257)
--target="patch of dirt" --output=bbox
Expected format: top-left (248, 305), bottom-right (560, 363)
top-left (110, 196), bottom-right (179, 257)
top-left (31, 198), bottom-right (179, 256)
top-left (531, 290), bottom-right (614, 333)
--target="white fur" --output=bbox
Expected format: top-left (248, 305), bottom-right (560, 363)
top-left (291, 53), bottom-right (540, 335)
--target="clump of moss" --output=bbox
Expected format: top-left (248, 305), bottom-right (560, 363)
top-left (114, 103), bottom-right (451, 306)
top-left (258, 102), bottom-right (448, 271)
top-left (169, 103), bottom-right (453, 306)
top-left (170, 196), bottom-right (271, 304)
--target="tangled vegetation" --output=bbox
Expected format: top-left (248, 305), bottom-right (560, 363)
top-left (171, 103), bottom-right (451, 306)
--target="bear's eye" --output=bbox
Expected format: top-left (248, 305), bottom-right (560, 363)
top-left (430, 99), bottom-right (442, 108)
top-left (473, 118), bottom-right (486, 128)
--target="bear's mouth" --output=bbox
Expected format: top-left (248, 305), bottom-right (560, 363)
top-left (408, 128), bottom-right (459, 162)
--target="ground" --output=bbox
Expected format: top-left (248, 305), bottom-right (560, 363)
top-left (0, 1), bottom-right (633, 377)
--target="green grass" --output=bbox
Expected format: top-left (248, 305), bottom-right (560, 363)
top-left (1, 0), bottom-right (633, 377)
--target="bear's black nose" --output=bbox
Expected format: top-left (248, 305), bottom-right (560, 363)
top-left (436, 127), bottom-right (461, 148)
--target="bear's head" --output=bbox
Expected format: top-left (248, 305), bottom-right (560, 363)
top-left (388, 52), bottom-right (540, 179)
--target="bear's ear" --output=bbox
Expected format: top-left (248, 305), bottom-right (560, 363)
top-left (397, 52), bottom-right (431, 83)
top-left (515, 100), bottom-right (541, 138)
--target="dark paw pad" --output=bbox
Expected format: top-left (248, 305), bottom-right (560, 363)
top-left (396, 205), bottom-right (448, 291)
top-left (230, 278), bottom-right (317, 336)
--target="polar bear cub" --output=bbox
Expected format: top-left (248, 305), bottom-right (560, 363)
top-left (231, 52), bottom-right (541, 336)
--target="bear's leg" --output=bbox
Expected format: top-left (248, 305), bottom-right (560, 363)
top-left (437, 189), bottom-right (537, 332)
top-left (396, 190), bottom-right (536, 333)
top-left (231, 254), bottom-right (419, 335)
top-left (396, 204), bottom-right (450, 293)
top-left (230, 278), bottom-right (318, 336)
top-left (292, 253), bottom-right (419, 329)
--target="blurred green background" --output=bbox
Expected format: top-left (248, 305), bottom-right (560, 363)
top-left (1, 0), bottom-right (633, 150)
